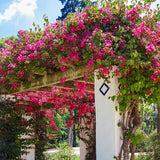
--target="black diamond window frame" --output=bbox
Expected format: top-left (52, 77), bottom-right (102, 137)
top-left (99, 83), bottom-right (110, 96)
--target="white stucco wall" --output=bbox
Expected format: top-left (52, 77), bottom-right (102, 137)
top-left (21, 115), bottom-right (35, 160)
top-left (95, 71), bottom-right (122, 160)
top-left (80, 140), bottom-right (86, 160)
top-left (0, 94), bottom-right (15, 101)
top-left (21, 146), bottom-right (35, 160)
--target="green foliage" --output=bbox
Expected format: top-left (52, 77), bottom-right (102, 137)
top-left (45, 143), bottom-right (77, 160)
top-left (34, 112), bottom-right (49, 160)
top-left (134, 155), bottom-right (152, 160)
top-left (0, 99), bottom-right (59, 160)
top-left (149, 131), bottom-right (160, 159)
top-left (135, 129), bottom-right (148, 152)
top-left (136, 130), bottom-right (160, 159)
top-left (46, 109), bottom-right (70, 149)
top-left (140, 103), bottom-right (157, 134)
top-left (0, 36), bottom-right (18, 49)
top-left (0, 100), bottom-right (32, 160)
top-left (54, 111), bottom-right (69, 137)
top-left (0, 38), bottom-right (5, 48)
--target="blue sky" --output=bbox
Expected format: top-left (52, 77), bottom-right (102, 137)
top-left (0, 0), bottom-right (159, 39)
top-left (0, 0), bottom-right (63, 38)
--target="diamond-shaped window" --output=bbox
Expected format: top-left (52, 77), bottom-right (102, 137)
top-left (99, 83), bottom-right (110, 96)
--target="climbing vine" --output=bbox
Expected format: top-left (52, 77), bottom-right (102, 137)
top-left (0, 97), bottom-right (59, 160)
top-left (0, 0), bottom-right (160, 159)
top-left (15, 82), bottom-right (95, 159)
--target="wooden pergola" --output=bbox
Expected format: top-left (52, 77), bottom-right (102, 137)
top-left (3, 65), bottom-right (94, 94)
top-left (0, 65), bottom-right (95, 160)
top-left (1, 64), bottom-right (122, 160)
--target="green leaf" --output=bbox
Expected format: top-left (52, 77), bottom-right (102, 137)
top-left (96, 59), bottom-right (102, 65)
top-left (127, 59), bottom-right (134, 66)
top-left (111, 95), bottom-right (116, 101)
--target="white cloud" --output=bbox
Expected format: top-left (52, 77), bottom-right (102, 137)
top-left (0, 0), bottom-right (37, 23)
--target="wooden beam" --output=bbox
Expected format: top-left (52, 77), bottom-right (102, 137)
top-left (10, 65), bottom-right (88, 94)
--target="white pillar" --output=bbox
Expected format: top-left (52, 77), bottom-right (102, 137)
top-left (21, 145), bottom-right (35, 160)
top-left (80, 112), bottom-right (94, 160)
top-left (21, 115), bottom-right (35, 160)
top-left (80, 115), bottom-right (88, 160)
top-left (95, 71), bottom-right (122, 160)
top-left (80, 140), bottom-right (86, 160)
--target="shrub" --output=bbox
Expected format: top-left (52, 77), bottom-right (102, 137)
top-left (45, 143), bottom-right (77, 160)
top-left (135, 130), bottom-right (160, 160)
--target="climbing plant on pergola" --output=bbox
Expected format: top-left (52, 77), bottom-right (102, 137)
top-left (0, 0), bottom-right (160, 159)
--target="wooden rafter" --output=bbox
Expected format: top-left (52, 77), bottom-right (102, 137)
top-left (9, 65), bottom-right (93, 94)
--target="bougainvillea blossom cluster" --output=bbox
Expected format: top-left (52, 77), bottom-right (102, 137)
top-left (0, 1), bottom-right (160, 159)
top-left (15, 81), bottom-right (95, 128)
top-left (0, 2), bottom-right (159, 99)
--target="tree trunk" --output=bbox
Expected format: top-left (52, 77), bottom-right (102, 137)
top-left (68, 125), bottom-right (73, 147)
top-left (123, 136), bottom-right (130, 160)
top-left (130, 143), bottom-right (136, 160)
top-left (157, 102), bottom-right (160, 134)
top-left (119, 99), bottom-right (142, 160)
